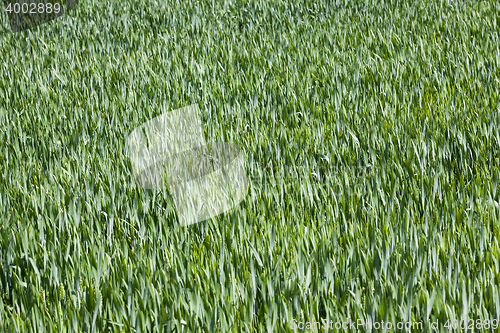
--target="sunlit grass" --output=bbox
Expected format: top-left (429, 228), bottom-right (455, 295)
top-left (1, 0), bottom-right (500, 331)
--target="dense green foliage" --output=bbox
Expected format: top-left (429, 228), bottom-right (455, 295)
top-left (1, 0), bottom-right (500, 331)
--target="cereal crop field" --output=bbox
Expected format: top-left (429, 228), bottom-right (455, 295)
top-left (1, 0), bottom-right (500, 331)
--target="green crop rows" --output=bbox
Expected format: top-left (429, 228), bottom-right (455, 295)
top-left (1, 0), bottom-right (500, 331)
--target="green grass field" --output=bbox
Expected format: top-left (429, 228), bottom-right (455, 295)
top-left (1, 0), bottom-right (500, 331)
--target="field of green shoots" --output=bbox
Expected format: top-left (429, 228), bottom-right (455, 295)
top-left (1, 0), bottom-right (500, 331)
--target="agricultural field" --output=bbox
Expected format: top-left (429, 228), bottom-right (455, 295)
top-left (1, 0), bottom-right (500, 331)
